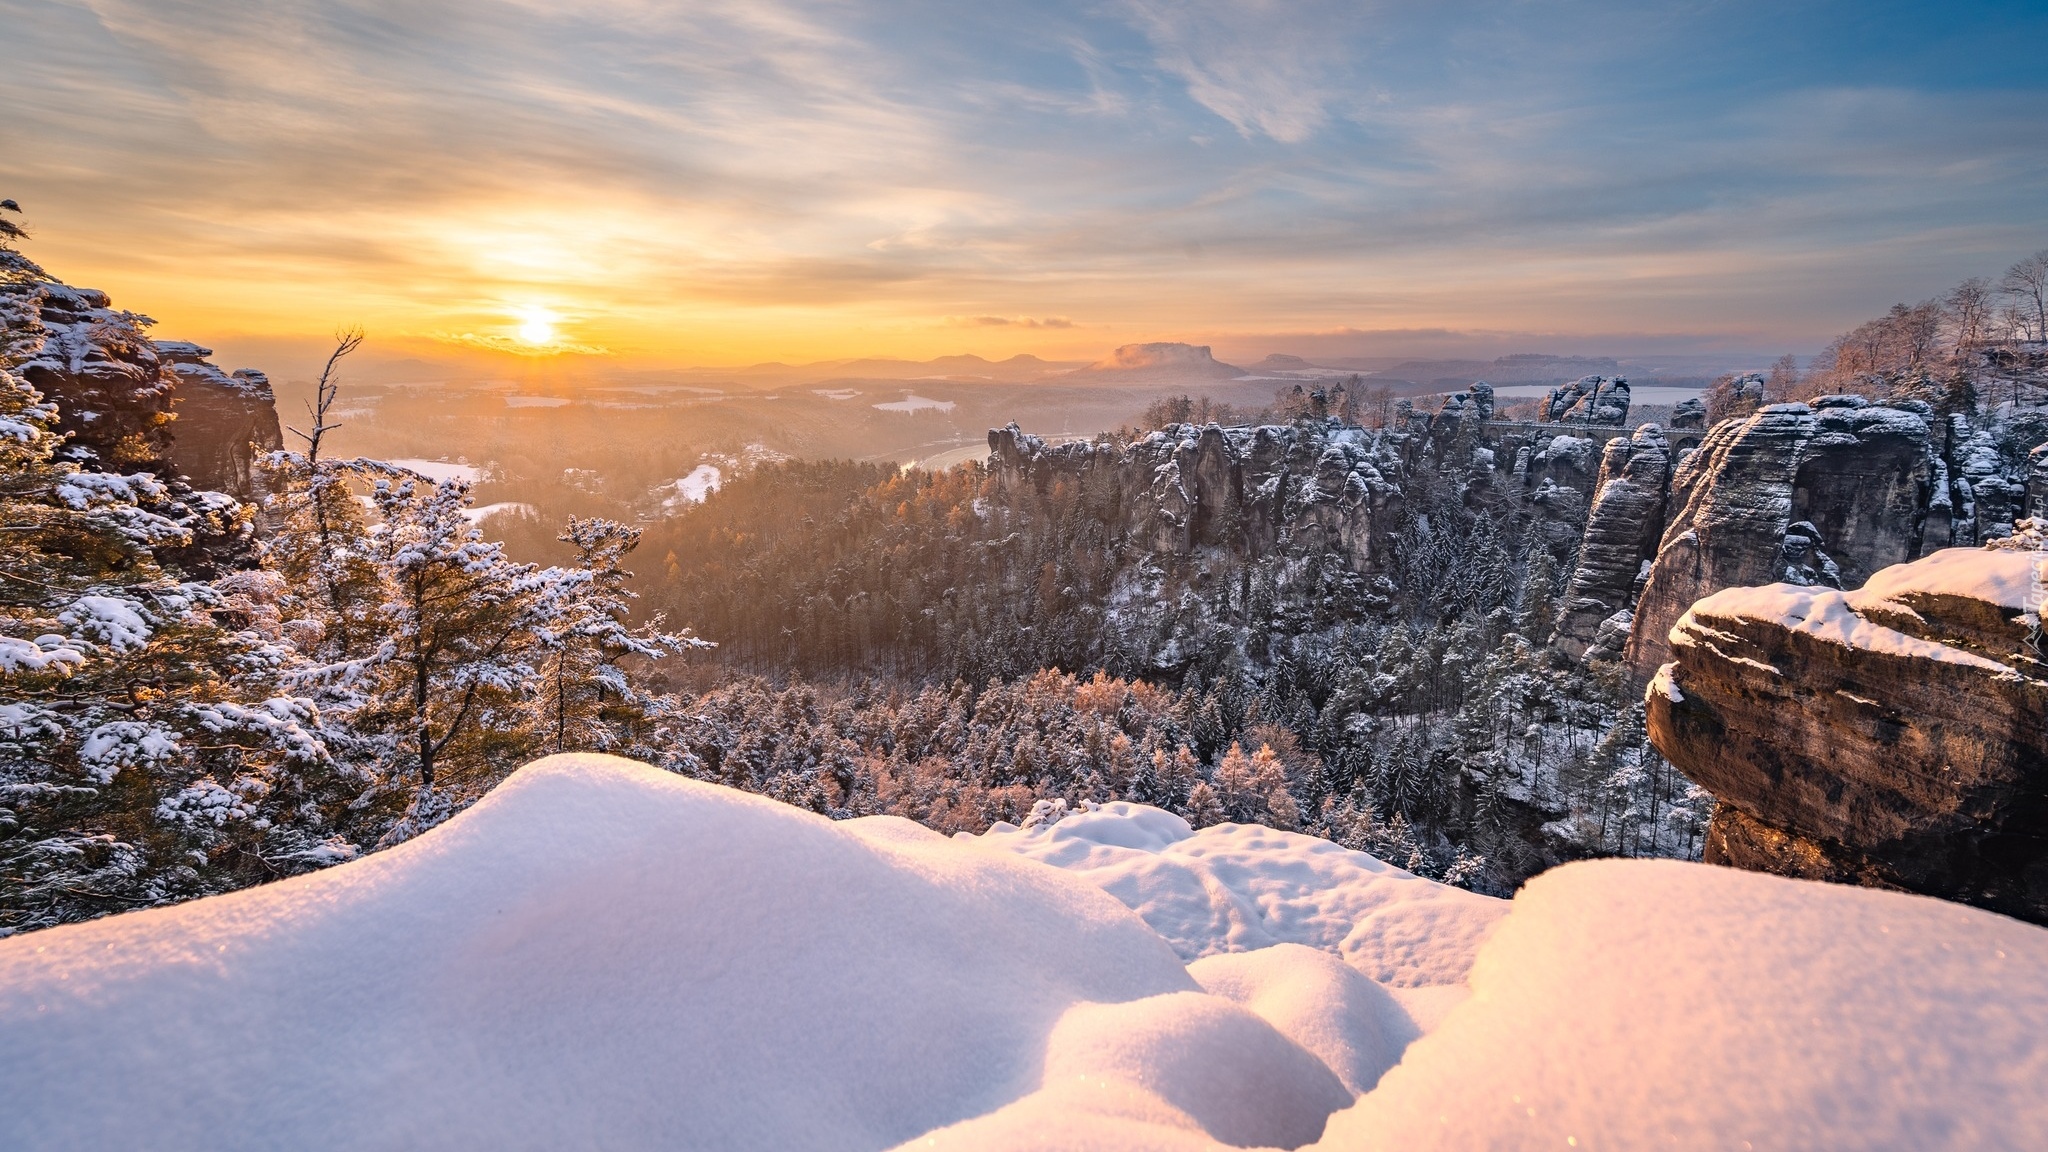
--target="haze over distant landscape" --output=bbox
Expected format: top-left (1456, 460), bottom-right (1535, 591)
top-left (5, 0), bottom-right (2046, 382)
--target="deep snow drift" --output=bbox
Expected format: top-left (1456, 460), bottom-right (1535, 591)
top-left (3, 756), bottom-right (2046, 1151)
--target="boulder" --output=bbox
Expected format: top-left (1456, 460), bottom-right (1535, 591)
top-left (1645, 543), bottom-right (2048, 923)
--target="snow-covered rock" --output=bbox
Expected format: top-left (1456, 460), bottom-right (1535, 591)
top-left (1648, 544), bottom-right (2048, 922)
top-left (1624, 399), bottom-right (1935, 674)
top-left (1320, 858), bottom-right (2048, 1149)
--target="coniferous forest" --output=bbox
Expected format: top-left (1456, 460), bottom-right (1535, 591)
top-left (8, 200), bottom-right (2047, 930)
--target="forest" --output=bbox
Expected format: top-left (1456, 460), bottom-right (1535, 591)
top-left (5, 197), bottom-right (2045, 931)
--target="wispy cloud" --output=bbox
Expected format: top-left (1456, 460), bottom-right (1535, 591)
top-left (950, 315), bottom-right (1075, 329)
top-left (0, 0), bottom-right (2042, 367)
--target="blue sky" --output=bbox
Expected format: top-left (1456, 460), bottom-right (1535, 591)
top-left (2, 0), bottom-right (2044, 367)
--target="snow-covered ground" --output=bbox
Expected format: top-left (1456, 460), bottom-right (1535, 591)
top-left (504, 395), bottom-right (572, 408)
top-left (873, 394), bottom-right (956, 413)
top-left (460, 501), bottom-right (538, 525)
top-left (386, 457), bottom-right (483, 485)
top-left (660, 463), bottom-right (723, 507)
top-left (3, 755), bottom-right (2044, 1150)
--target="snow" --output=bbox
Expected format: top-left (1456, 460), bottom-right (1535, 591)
top-left (0, 634), bottom-right (85, 674)
top-left (0, 757), bottom-right (1209, 1152)
top-left (1650, 661), bottom-right (1684, 702)
top-left (503, 395), bottom-right (570, 408)
top-left (967, 802), bottom-right (1508, 987)
top-left (873, 394), bottom-right (956, 413)
top-left (1858, 544), bottom-right (2042, 612)
top-left (1680, 546), bottom-right (2042, 671)
top-left (1318, 859), bottom-right (2048, 1150)
top-left (385, 458), bottom-right (481, 485)
top-left (57, 594), bottom-right (153, 651)
top-left (460, 501), bottom-right (537, 524)
top-left (661, 463), bottom-right (723, 507)
top-left (4, 760), bottom-right (2047, 1149)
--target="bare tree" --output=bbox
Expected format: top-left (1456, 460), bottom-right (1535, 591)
top-left (1945, 276), bottom-right (1995, 358)
top-left (2002, 249), bottom-right (2048, 343)
top-left (286, 327), bottom-right (365, 464)
top-left (1765, 353), bottom-right (1801, 401)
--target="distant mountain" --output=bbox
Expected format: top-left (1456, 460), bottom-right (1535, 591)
top-left (1065, 342), bottom-right (1246, 382)
top-left (715, 353), bottom-right (1081, 385)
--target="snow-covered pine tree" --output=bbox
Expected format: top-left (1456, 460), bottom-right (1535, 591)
top-left (325, 472), bottom-right (565, 842)
top-left (0, 345), bottom-right (341, 932)
top-left (536, 516), bottom-right (710, 756)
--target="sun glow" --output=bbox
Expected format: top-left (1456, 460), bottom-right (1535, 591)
top-left (514, 307), bottom-right (559, 346)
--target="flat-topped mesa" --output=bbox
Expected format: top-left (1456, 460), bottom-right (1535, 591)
top-left (1645, 536), bottom-right (2048, 923)
top-left (1624, 398), bottom-right (1935, 676)
top-left (1555, 424), bottom-right (1671, 658)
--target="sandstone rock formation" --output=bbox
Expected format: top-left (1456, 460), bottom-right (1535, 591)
top-left (1624, 399), bottom-right (1934, 674)
top-left (2, 279), bottom-right (176, 473)
top-left (1645, 542), bottom-right (2048, 923)
top-left (1541, 375), bottom-right (1631, 426)
top-left (1066, 342), bottom-right (1246, 383)
top-left (1555, 424), bottom-right (1670, 657)
top-left (989, 421), bottom-right (1406, 572)
top-left (2032, 443), bottom-right (2048, 519)
top-left (155, 341), bottom-right (283, 499)
top-left (0, 276), bottom-right (281, 501)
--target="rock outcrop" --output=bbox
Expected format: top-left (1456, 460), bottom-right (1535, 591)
top-left (1624, 399), bottom-right (1934, 674)
top-left (0, 274), bottom-right (281, 501)
top-left (2, 279), bottom-right (176, 473)
top-left (1645, 541), bottom-right (2048, 924)
top-left (1556, 424), bottom-right (1670, 657)
top-left (1541, 375), bottom-right (1631, 426)
top-left (155, 341), bottom-right (283, 499)
top-left (2032, 443), bottom-right (2048, 519)
top-left (989, 421), bottom-right (1407, 572)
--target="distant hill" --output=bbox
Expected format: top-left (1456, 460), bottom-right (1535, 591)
top-left (1065, 342), bottom-right (1246, 382)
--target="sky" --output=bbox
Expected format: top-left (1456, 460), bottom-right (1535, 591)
top-left (3, 0), bottom-right (2046, 377)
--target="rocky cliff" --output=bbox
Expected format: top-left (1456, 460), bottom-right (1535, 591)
top-left (1623, 399), bottom-right (1936, 674)
top-left (154, 341), bottom-right (283, 498)
top-left (1644, 539), bottom-right (2048, 923)
top-left (989, 420), bottom-right (1409, 575)
top-left (0, 272), bottom-right (281, 500)
top-left (1555, 424), bottom-right (1670, 657)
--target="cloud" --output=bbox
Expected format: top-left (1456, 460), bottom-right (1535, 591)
top-left (952, 315), bottom-right (1075, 329)
top-left (1114, 0), bottom-right (1376, 142)
top-left (0, 0), bottom-right (2042, 362)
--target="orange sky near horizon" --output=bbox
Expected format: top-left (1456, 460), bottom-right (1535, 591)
top-left (5, 1), bottom-right (2044, 381)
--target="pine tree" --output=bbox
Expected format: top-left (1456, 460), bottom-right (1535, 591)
top-left (536, 517), bottom-right (709, 755)
top-left (0, 358), bottom-right (343, 931)
top-left (1183, 779), bottom-right (1226, 828)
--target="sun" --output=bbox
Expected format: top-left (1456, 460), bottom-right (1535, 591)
top-left (514, 306), bottom-right (559, 346)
